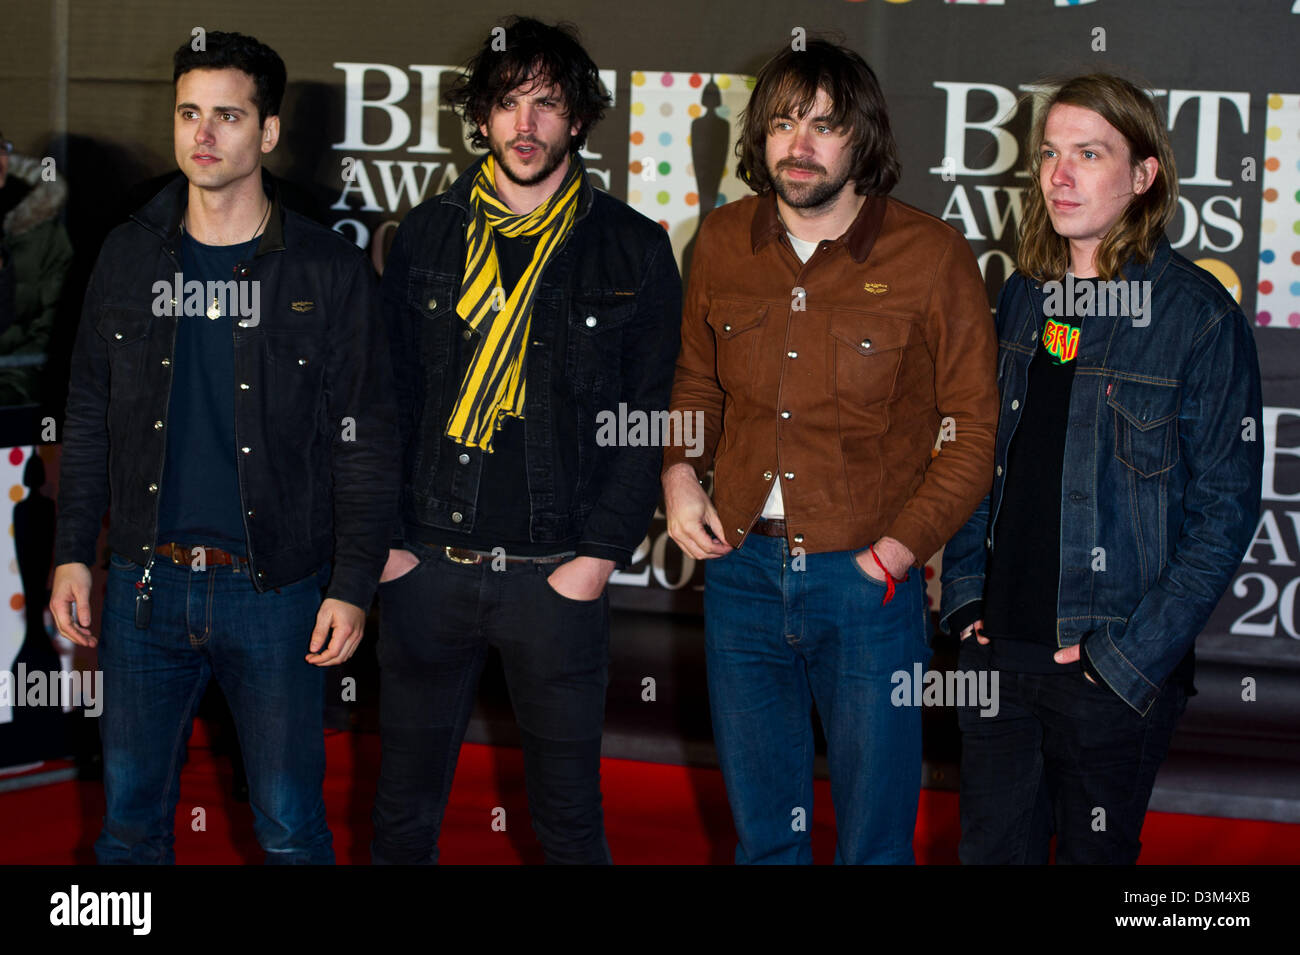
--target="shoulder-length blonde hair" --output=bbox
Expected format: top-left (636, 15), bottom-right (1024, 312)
top-left (1018, 74), bottom-right (1179, 282)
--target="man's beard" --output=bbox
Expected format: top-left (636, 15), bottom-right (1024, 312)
top-left (769, 160), bottom-right (852, 210)
top-left (491, 134), bottom-right (571, 188)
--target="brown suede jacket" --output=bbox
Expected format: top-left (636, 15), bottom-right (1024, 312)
top-left (664, 190), bottom-right (998, 565)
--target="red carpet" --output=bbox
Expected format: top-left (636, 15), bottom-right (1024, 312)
top-left (2, 724), bottom-right (1298, 864)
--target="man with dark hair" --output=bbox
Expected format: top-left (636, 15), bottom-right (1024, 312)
top-left (372, 16), bottom-right (680, 864)
top-left (941, 74), bottom-right (1262, 864)
top-left (663, 39), bottom-right (998, 864)
top-left (49, 31), bottom-right (396, 864)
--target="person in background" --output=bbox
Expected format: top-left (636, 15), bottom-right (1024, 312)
top-left (0, 131), bottom-right (73, 404)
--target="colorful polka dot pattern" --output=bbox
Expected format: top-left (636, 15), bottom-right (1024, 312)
top-left (627, 71), bottom-right (756, 266)
top-left (1, 445), bottom-right (36, 727)
top-left (1257, 93), bottom-right (1300, 329)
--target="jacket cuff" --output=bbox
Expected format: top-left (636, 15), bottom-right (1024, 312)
top-left (944, 600), bottom-right (983, 638)
top-left (576, 540), bottom-right (633, 568)
top-left (325, 561), bottom-right (380, 611)
top-left (882, 513), bottom-right (937, 569)
top-left (54, 538), bottom-right (98, 570)
top-left (1080, 621), bottom-right (1160, 716)
top-left (662, 446), bottom-right (709, 482)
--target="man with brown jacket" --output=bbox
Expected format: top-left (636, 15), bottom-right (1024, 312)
top-left (663, 40), bottom-right (998, 863)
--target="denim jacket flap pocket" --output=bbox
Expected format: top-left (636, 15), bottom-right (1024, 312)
top-left (1108, 379), bottom-right (1180, 477)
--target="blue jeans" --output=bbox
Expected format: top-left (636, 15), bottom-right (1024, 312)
top-left (704, 534), bottom-right (932, 864)
top-left (371, 544), bottom-right (612, 865)
top-left (956, 637), bottom-right (1187, 864)
top-left (95, 553), bottom-right (333, 864)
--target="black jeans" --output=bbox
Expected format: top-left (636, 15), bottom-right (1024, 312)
top-left (957, 638), bottom-right (1187, 864)
top-left (370, 544), bottom-right (612, 864)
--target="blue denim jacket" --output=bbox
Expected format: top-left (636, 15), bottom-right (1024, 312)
top-left (940, 237), bottom-right (1263, 714)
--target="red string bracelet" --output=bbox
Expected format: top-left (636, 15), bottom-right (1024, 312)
top-left (869, 546), bottom-right (908, 606)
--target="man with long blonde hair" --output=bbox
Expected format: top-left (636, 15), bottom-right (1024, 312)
top-left (941, 74), bottom-right (1262, 863)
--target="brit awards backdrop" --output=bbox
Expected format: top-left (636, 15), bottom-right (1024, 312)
top-left (0, 0), bottom-right (1297, 764)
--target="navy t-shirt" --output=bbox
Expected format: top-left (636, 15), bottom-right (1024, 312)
top-left (154, 231), bottom-right (259, 555)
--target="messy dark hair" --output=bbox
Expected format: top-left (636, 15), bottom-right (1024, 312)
top-left (173, 31), bottom-right (286, 126)
top-left (444, 16), bottom-right (611, 152)
top-left (736, 38), bottom-right (900, 197)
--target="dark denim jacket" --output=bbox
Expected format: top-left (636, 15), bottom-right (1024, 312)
top-left (381, 157), bottom-right (682, 564)
top-left (940, 238), bottom-right (1263, 714)
top-left (54, 173), bottom-right (398, 609)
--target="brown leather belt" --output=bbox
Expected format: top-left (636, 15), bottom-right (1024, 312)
top-left (155, 542), bottom-right (245, 567)
top-left (442, 546), bottom-right (571, 566)
top-left (750, 518), bottom-right (787, 538)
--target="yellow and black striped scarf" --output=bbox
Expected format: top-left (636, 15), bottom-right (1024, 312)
top-left (446, 153), bottom-right (583, 452)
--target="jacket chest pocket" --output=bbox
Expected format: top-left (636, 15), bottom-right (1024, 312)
top-left (825, 311), bottom-right (912, 407)
top-left (565, 295), bottom-right (636, 395)
top-left (263, 325), bottom-right (326, 436)
top-left (1108, 379), bottom-right (1180, 478)
top-left (412, 285), bottom-right (456, 395)
top-left (95, 306), bottom-right (155, 384)
top-left (706, 300), bottom-right (768, 394)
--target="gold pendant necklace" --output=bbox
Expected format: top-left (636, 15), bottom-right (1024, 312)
top-left (184, 196), bottom-right (271, 321)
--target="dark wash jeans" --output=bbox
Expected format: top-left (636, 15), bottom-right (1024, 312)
top-left (96, 553), bottom-right (332, 864)
top-left (704, 534), bottom-right (932, 864)
top-left (371, 543), bottom-right (612, 865)
top-left (956, 637), bottom-right (1186, 864)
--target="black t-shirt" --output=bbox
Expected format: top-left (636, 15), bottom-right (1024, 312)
top-left (982, 298), bottom-right (1081, 673)
top-left (154, 231), bottom-right (258, 556)
top-left (418, 230), bottom-right (574, 556)
top-left (976, 285), bottom-right (1195, 691)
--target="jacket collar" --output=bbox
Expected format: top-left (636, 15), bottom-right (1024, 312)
top-left (750, 189), bottom-right (888, 264)
top-left (443, 152), bottom-right (595, 223)
top-left (131, 168), bottom-right (286, 257)
top-left (1026, 235), bottom-right (1175, 293)
top-left (1120, 235), bottom-right (1172, 285)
